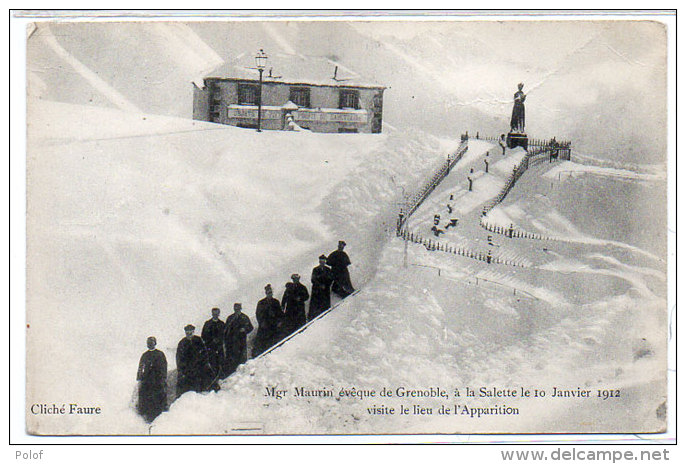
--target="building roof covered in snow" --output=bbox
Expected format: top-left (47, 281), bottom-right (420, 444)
top-left (203, 53), bottom-right (385, 90)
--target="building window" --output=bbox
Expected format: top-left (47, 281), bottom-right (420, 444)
top-left (236, 121), bottom-right (259, 129)
top-left (238, 83), bottom-right (260, 106)
top-left (210, 103), bottom-right (222, 122)
top-left (339, 89), bottom-right (360, 109)
top-left (289, 87), bottom-right (311, 108)
top-left (338, 128), bottom-right (358, 133)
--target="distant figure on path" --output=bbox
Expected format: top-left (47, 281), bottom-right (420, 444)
top-left (327, 241), bottom-right (355, 298)
top-left (499, 134), bottom-right (506, 155)
top-left (549, 137), bottom-right (559, 162)
top-left (176, 325), bottom-right (212, 397)
top-left (223, 303), bottom-right (253, 376)
top-left (309, 255), bottom-right (334, 321)
top-left (431, 225), bottom-right (445, 237)
top-left (252, 284), bottom-right (283, 357)
top-left (136, 336), bottom-right (167, 423)
top-left (282, 274), bottom-right (310, 334)
top-left (201, 307), bottom-right (225, 380)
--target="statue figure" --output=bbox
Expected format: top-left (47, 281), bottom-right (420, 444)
top-left (510, 83), bottom-right (526, 133)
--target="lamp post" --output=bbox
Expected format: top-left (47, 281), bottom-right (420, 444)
top-left (255, 49), bottom-right (268, 132)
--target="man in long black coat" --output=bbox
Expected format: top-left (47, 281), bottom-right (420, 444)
top-left (201, 307), bottom-right (225, 381)
top-left (223, 303), bottom-right (254, 377)
top-left (281, 273), bottom-right (309, 335)
top-left (136, 336), bottom-right (167, 423)
top-left (176, 324), bottom-right (212, 397)
top-left (252, 284), bottom-right (283, 357)
top-left (309, 254), bottom-right (334, 321)
top-left (327, 240), bottom-right (355, 298)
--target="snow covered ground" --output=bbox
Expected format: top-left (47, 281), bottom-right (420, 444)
top-left (151, 142), bottom-right (666, 435)
top-left (25, 97), bottom-right (667, 435)
top-left (26, 100), bottom-right (667, 435)
top-left (20, 16), bottom-right (669, 440)
top-left (25, 99), bottom-right (455, 434)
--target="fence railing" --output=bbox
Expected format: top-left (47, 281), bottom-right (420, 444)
top-left (398, 228), bottom-right (529, 268)
top-left (478, 135), bottom-right (571, 150)
top-left (481, 155), bottom-right (530, 215)
top-left (480, 139), bottom-right (572, 241)
top-left (480, 219), bottom-right (550, 241)
top-left (482, 141), bottom-right (570, 216)
top-left (395, 131), bottom-right (571, 261)
top-left (396, 138), bottom-right (469, 232)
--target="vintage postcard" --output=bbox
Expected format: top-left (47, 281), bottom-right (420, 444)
top-left (22, 14), bottom-right (671, 437)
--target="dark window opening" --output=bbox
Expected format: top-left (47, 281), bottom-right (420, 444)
top-left (289, 87), bottom-right (311, 108)
top-left (339, 89), bottom-right (360, 109)
top-left (236, 121), bottom-right (259, 129)
top-left (338, 128), bottom-right (359, 133)
top-left (238, 84), bottom-right (260, 106)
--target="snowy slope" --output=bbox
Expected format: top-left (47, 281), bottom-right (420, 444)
top-left (153, 144), bottom-right (666, 435)
top-left (25, 104), bottom-right (667, 435)
top-left (26, 99), bottom-right (454, 434)
top-left (23, 19), bottom-right (668, 436)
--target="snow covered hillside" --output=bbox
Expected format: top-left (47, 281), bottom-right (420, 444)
top-left (26, 99), bottom-right (455, 434)
top-left (152, 141), bottom-right (666, 435)
top-left (23, 19), bottom-right (668, 437)
top-left (27, 21), bottom-right (666, 165)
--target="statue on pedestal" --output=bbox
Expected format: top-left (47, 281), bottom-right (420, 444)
top-left (507, 83), bottom-right (529, 150)
top-left (510, 83), bottom-right (526, 133)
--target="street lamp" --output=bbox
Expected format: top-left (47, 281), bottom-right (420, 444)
top-left (255, 49), bottom-right (268, 132)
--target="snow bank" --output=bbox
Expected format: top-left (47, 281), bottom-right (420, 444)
top-left (26, 99), bottom-right (451, 435)
top-left (155, 232), bottom-right (666, 434)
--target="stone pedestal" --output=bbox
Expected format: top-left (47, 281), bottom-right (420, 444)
top-left (507, 132), bottom-right (528, 150)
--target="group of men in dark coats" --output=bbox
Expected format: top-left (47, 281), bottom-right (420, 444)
top-left (252, 241), bottom-right (355, 355)
top-left (251, 273), bottom-right (311, 357)
top-left (135, 305), bottom-right (254, 423)
top-left (177, 304), bottom-right (255, 399)
top-left (136, 241), bottom-right (355, 423)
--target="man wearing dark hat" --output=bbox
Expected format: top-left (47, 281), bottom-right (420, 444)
top-left (201, 307), bottom-right (225, 380)
top-left (136, 336), bottom-right (168, 423)
top-left (252, 284), bottom-right (284, 357)
top-left (309, 255), bottom-right (334, 321)
top-left (281, 273), bottom-right (309, 335)
top-left (176, 324), bottom-right (212, 397)
top-left (223, 303), bottom-right (254, 377)
top-left (327, 241), bottom-right (355, 298)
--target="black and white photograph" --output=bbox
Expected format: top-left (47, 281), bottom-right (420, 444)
top-left (15, 10), bottom-right (674, 441)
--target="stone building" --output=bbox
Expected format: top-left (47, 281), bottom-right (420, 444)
top-left (192, 54), bottom-right (385, 133)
